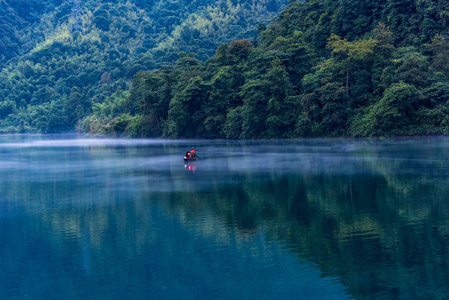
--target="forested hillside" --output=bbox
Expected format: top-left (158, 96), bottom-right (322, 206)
top-left (2, 0), bottom-right (449, 138)
top-left (77, 0), bottom-right (449, 138)
top-left (0, 0), bottom-right (287, 133)
top-left (0, 0), bottom-right (65, 65)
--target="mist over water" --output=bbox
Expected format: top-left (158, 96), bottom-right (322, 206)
top-left (1, 135), bottom-right (449, 299)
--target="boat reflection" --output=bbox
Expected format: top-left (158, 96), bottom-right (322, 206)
top-left (184, 162), bottom-right (197, 173)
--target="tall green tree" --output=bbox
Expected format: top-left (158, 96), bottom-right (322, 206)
top-left (64, 87), bottom-right (90, 126)
top-left (327, 34), bottom-right (376, 92)
top-left (166, 76), bottom-right (208, 138)
top-left (265, 57), bottom-right (295, 138)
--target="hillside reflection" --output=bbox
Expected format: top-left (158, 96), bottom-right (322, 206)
top-left (0, 137), bottom-right (449, 298)
top-left (161, 138), bottom-right (449, 299)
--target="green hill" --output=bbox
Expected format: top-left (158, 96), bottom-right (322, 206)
top-left (0, 0), bottom-right (287, 133)
top-left (76, 0), bottom-right (449, 139)
top-left (3, 0), bottom-right (449, 138)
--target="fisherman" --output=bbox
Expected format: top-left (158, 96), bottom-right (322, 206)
top-left (191, 147), bottom-right (196, 159)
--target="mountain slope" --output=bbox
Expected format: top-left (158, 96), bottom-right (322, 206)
top-left (74, 0), bottom-right (449, 139)
top-left (0, 0), bottom-right (287, 133)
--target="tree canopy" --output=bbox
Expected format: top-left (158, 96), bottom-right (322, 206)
top-left (2, 0), bottom-right (449, 138)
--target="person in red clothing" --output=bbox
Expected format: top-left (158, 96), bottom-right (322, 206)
top-left (191, 147), bottom-right (196, 159)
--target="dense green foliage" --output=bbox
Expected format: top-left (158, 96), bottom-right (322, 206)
top-left (80, 0), bottom-right (449, 138)
top-left (3, 0), bottom-right (449, 137)
top-left (0, 0), bottom-right (287, 133)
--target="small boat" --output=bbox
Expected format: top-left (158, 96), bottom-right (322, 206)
top-left (184, 151), bottom-right (197, 163)
top-left (184, 157), bottom-right (197, 163)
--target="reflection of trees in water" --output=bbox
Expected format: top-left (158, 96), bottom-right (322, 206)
top-left (160, 152), bottom-right (449, 299)
top-left (1, 139), bottom-right (449, 298)
top-left (0, 183), bottom-right (157, 298)
top-left (0, 145), bottom-right (157, 297)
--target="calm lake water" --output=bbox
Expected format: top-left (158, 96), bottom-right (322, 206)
top-left (1, 135), bottom-right (449, 299)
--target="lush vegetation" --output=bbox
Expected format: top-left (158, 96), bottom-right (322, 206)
top-left (3, 0), bottom-right (449, 138)
top-left (0, 0), bottom-right (287, 133)
top-left (80, 0), bottom-right (449, 138)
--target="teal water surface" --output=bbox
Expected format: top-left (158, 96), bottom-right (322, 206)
top-left (1, 135), bottom-right (449, 299)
